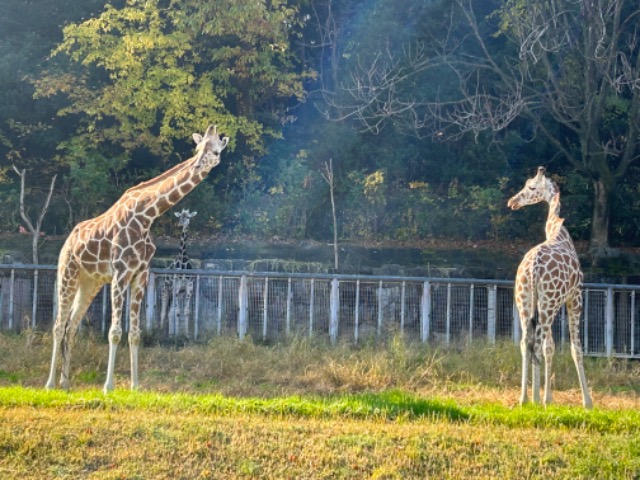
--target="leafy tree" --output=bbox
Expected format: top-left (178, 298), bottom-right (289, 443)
top-left (33, 0), bottom-right (314, 225)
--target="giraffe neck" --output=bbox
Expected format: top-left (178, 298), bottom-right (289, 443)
top-left (545, 193), bottom-right (571, 244)
top-left (117, 155), bottom-right (210, 225)
top-left (175, 228), bottom-right (191, 269)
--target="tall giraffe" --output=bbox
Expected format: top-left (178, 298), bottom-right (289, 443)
top-left (160, 208), bottom-right (197, 336)
top-left (507, 167), bottom-right (592, 408)
top-left (45, 125), bottom-right (229, 393)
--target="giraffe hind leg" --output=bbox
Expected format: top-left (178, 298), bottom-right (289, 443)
top-left (46, 273), bottom-right (79, 390)
top-left (59, 280), bottom-right (102, 389)
top-left (566, 295), bottom-right (593, 409)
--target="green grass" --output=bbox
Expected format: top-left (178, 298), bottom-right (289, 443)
top-left (1, 386), bottom-right (639, 433)
top-left (1, 332), bottom-right (639, 478)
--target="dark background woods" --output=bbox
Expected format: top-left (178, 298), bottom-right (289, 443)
top-left (1, 0), bottom-right (640, 266)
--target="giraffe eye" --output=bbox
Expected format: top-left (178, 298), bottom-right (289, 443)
top-left (528, 186), bottom-right (535, 190)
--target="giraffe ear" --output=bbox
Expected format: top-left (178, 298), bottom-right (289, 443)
top-left (192, 133), bottom-right (203, 144)
top-left (174, 212), bottom-right (180, 218)
top-left (191, 211), bottom-right (198, 217)
top-left (221, 136), bottom-right (229, 150)
top-left (536, 166), bottom-right (546, 177)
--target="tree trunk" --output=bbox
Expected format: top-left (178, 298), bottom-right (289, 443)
top-left (589, 177), bottom-right (614, 258)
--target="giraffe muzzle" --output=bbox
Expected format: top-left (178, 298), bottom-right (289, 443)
top-left (507, 197), bottom-right (521, 210)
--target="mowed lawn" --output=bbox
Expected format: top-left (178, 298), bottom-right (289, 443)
top-left (1, 333), bottom-right (639, 479)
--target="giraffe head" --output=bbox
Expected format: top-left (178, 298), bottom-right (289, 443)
top-left (174, 209), bottom-right (197, 231)
top-left (192, 125), bottom-right (229, 171)
top-left (507, 166), bottom-right (558, 210)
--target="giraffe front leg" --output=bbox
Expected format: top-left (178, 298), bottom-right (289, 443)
top-left (531, 323), bottom-right (543, 404)
top-left (104, 276), bottom-right (129, 393)
top-left (128, 271), bottom-right (149, 391)
top-left (519, 317), bottom-right (534, 406)
top-left (567, 295), bottom-right (593, 409)
top-left (45, 321), bottom-right (66, 390)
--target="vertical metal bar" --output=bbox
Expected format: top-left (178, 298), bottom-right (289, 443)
top-left (354, 280), bottom-right (360, 343)
top-left (605, 287), bottom-right (614, 357)
top-left (263, 277), bottom-right (269, 340)
top-left (171, 274), bottom-right (178, 336)
top-left (194, 274), bottom-right (201, 340)
top-left (631, 291), bottom-right (636, 356)
top-left (145, 272), bottom-right (156, 331)
top-left (217, 275), bottom-right (223, 335)
top-left (238, 275), bottom-right (248, 340)
top-left (377, 280), bottom-right (383, 336)
top-left (487, 284), bottom-right (497, 343)
top-left (102, 285), bottom-right (108, 335)
top-left (329, 278), bottom-right (339, 344)
top-left (309, 279), bottom-right (315, 337)
top-left (31, 269), bottom-right (39, 329)
top-left (469, 284), bottom-right (475, 343)
top-left (286, 277), bottom-right (292, 336)
top-left (512, 296), bottom-right (521, 344)
top-left (8, 269), bottom-right (14, 330)
top-left (421, 281), bottom-right (431, 343)
top-left (583, 288), bottom-right (589, 354)
top-left (400, 281), bottom-right (406, 334)
top-left (445, 283), bottom-right (451, 345)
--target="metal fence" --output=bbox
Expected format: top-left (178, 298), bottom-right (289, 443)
top-left (1, 264), bottom-right (639, 358)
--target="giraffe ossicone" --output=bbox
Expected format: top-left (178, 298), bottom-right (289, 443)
top-left (45, 125), bottom-right (228, 393)
top-left (508, 166), bottom-right (593, 409)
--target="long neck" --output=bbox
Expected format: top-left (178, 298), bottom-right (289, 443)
top-left (177, 228), bottom-right (189, 264)
top-left (121, 155), bottom-right (210, 222)
top-left (545, 194), bottom-right (567, 242)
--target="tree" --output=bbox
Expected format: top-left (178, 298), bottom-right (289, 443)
top-left (34, 0), bottom-right (314, 179)
top-left (13, 166), bottom-right (57, 264)
top-left (330, 0), bottom-right (640, 257)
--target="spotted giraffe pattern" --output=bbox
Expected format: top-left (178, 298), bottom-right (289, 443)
top-left (508, 167), bottom-right (592, 408)
top-left (45, 126), bottom-right (229, 393)
top-left (160, 209), bottom-right (197, 336)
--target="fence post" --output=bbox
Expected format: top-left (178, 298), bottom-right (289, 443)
top-left (487, 284), bottom-right (497, 343)
top-left (194, 274), bottom-right (201, 340)
top-left (469, 284), bottom-right (475, 343)
top-left (31, 269), bottom-right (39, 329)
top-left (329, 278), bottom-right (339, 344)
top-left (400, 281), bottom-right (406, 334)
top-left (377, 280), bottom-right (383, 336)
top-left (217, 276), bottom-right (223, 335)
top-left (605, 287), bottom-right (614, 357)
top-left (354, 279), bottom-right (360, 343)
top-left (445, 283), bottom-right (452, 345)
top-left (145, 272), bottom-right (156, 331)
top-left (512, 298), bottom-right (520, 345)
top-left (631, 291), bottom-right (636, 357)
top-left (262, 277), bottom-right (269, 340)
top-left (238, 275), bottom-right (248, 340)
top-left (583, 288), bottom-right (589, 354)
top-left (8, 269), bottom-right (14, 330)
top-left (309, 279), bottom-right (315, 337)
top-left (421, 281), bottom-right (431, 343)
top-left (286, 277), bottom-right (292, 336)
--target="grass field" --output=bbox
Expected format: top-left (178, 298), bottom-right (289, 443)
top-left (1, 332), bottom-right (639, 478)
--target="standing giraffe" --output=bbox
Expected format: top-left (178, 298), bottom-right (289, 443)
top-left (45, 125), bottom-right (229, 393)
top-left (160, 208), bottom-right (197, 336)
top-left (507, 167), bottom-right (592, 408)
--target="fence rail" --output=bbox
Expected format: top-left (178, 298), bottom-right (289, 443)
top-left (1, 264), bottom-right (639, 358)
